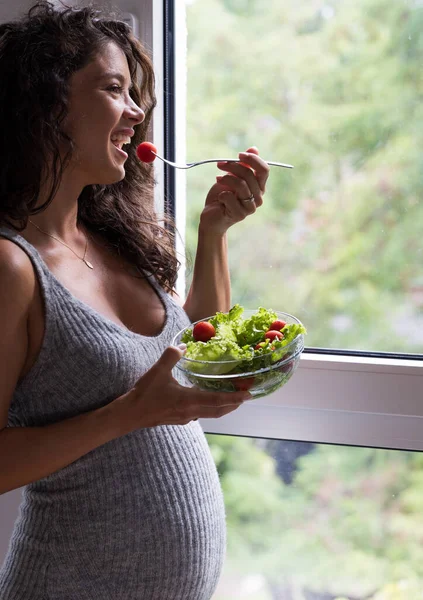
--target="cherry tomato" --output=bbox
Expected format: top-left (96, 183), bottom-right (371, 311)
top-left (264, 330), bottom-right (284, 342)
top-left (234, 377), bottom-right (255, 391)
top-left (268, 320), bottom-right (286, 332)
top-left (136, 141), bottom-right (157, 163)
top-left (192, 321), bottom-right (216, 342)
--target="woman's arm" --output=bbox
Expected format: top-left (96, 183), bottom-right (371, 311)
top-left (183, 226), bottom-right (230, 322)
top-left (182, 147), bottom-right (269, 322)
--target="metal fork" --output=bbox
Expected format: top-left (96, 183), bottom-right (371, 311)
top-left (152, 152), bottom-right (294, 170)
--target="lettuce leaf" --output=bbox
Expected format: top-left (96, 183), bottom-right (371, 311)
top-left (215, 321), bottom-right (238, 344)
top-left (184, 338), bottom-right (253, 374)
top-left (181, 328), bottom-right (194, 344)
top-left (280, 323), bottom-right (307, 345)
top-left (235, 306), bottom-right (278, 346)
top-left (209, 304), bottom-right (244, 329)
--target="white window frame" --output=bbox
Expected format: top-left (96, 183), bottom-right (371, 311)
top-left (204, 354), bottom-right (423, 452)
top-left (151, 0), bottom-right (423, 453)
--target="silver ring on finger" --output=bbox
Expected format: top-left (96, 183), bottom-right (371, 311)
top-left (241, 193), bottom-right (255, 204)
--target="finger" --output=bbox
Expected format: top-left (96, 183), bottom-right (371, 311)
top-left (219, 146), bottom-right (261, 173)
top-left (190, 387), bottom-right (251, 408)
top-left (166, 400), bottom-right (244, 426)
top-left (238, 151), bottom-right (270, 193)
top-left (216, 175), bottom-right (254, 207)
top-left (157, 344), bottom-right (187, 372)
top-left (239, 147), bottom-right (259, 169)
top-left (196, 402), bottom-right (245, 419)
top-left (216, 162), bottom-right (264, 207)
top-left (218, 191), bottom-right (252, 220)
top-left (169, 387), bottom-right (250, 425)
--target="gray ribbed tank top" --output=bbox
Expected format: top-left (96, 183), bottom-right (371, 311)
top-left (0, 227), bottom-right (226, 600)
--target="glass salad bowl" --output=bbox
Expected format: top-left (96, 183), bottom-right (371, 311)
top-left (172, 308), bottom-right (306, 399)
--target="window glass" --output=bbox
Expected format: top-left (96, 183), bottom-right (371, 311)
top-left (184, 0), bottom-right (423, 354)
top-left (207, 433), bottom-right (422, 599)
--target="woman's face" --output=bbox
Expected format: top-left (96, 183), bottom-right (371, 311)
top-left (64, 41), bottom-right (145, 185)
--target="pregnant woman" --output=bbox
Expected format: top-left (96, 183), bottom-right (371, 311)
top-left (0, 2), bottom-right (269, 598)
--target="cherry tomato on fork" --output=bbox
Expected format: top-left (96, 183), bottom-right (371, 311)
top-left (136, 141), bottom-right (157, 163)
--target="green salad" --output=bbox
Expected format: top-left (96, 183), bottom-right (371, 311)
top-left (180, 304), bottom-right (306, 377)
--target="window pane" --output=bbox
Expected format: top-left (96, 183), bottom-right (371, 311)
top-left (207, 433), bottom-right (422, 599)
top-left (184, 0), bottom-right (423, 354)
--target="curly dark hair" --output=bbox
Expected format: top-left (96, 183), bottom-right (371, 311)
top-left (0, 1), bottom-right (179, 290)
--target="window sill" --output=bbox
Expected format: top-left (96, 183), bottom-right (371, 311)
top-left (201, 353), bottom-right (423, 451)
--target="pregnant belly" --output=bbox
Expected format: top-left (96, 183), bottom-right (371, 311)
top-left (31, 422), bottom-right (226, 600)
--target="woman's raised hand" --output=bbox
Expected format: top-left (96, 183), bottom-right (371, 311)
top-left (117, 345), bottom-right (250, 431)
top-left (199, 146), bottom-right (270, 236)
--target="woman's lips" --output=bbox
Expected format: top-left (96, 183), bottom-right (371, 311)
top-left (111, 141), bottom-right (128, 159)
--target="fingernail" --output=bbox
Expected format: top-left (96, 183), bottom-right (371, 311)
top-left (239, 152), bottom-right (249, 158)
top-left (217, 161), bottom-right (228, 167)
top-left (177, 343), bottom-right (187, 351)
top-left (216, 175), bottom-right (223, 182)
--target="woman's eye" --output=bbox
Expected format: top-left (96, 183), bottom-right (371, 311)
top-left (108, 85), bottom-right (123, 94)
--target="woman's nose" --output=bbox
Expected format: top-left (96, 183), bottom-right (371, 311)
top-left (125, 98), bottom-right (145, 124)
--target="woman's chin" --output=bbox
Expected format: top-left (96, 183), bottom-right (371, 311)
top-left (96, 165), bottom-right (126, 185)
top-left (110, 168), bottom-right (126, 184)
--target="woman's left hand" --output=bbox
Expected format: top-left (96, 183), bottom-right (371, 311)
top-left (199, 146), bottom-right (270, 235)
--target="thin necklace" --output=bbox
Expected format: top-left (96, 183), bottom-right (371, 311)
top-left (28, 220), bottom-right (94, 270)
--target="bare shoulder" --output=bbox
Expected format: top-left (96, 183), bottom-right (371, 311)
top-left (0, 237), bottom-right (36, 429)
top-left (0, 238), bottom-right (36, 308)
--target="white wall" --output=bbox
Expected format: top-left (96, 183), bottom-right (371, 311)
top-left (0, 0), bottom-right (33, 21)
top-left (0, 0), bottom-right (155, 568)
top-left (0, 488), bottom-right (23, 562)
